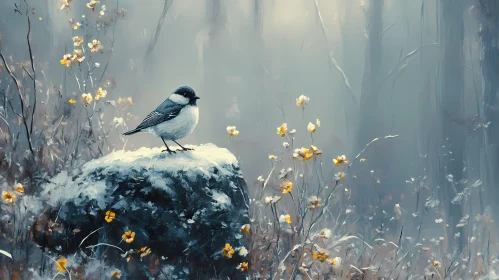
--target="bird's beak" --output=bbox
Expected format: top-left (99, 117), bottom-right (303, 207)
top-left (194, 96), bottom-right (200, 100)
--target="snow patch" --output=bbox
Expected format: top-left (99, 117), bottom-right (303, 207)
top-left (82, 143), bottom-right (237, 179)
top-left (211, 190), bottom-right (231, 210)
top-left (40, 144), bottom-right (239, 208)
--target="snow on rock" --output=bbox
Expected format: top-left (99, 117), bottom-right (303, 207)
top-left (32, 144), bottom-right (250, 280)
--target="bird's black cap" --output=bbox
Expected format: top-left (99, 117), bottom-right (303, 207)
top-left (174, 86), bottom-right (199, 99)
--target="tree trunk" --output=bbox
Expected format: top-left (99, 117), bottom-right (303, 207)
top-left (475, 1), bottom-right (499, 222)
top-left (356, 0), bottom-right (384, 217)
top-left (438, 0), bottom-right (465, 253)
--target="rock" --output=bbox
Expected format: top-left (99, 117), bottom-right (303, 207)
top-left (32, 144), bottom-right (250, 280)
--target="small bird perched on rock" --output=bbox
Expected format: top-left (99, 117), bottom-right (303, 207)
top-left (123, 86), bottom-right (200, 154)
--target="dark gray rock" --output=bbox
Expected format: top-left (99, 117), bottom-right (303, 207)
top-left (32, 144), bottom-right (251, 280)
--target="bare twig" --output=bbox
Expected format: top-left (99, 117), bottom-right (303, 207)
top-left (24, 0), bottom-right (36, 135)
top-left (144, 0), bottom-right (172, 61)
top-left (0, 52), bottom-right (34, 155)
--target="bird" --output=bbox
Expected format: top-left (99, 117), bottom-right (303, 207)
top-left (123, 86), bottom-right (200, 154)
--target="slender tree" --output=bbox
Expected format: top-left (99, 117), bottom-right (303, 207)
top-left (356, 0), bottom-right (385, 215)
top-left (437, 0), bottom-right (466, 252)
top-left (474, 1), bottom-right (499, 220)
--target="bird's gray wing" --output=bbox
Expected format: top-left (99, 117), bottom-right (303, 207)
top-left (135, 100), bottom-right (183, 130)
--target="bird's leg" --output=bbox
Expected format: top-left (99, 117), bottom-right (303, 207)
top-left (173, 140), bottom-right (193, 151)
top-left (161, 137), bottom-right (176, 154)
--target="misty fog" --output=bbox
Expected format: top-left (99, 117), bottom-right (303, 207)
top-left (1, 0), bottom-right (498, 278)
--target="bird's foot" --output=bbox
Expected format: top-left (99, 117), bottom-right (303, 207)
top-left (162, 149), bottom-right (176, 154)
top-left (181, 147), bottom-right (194, 151)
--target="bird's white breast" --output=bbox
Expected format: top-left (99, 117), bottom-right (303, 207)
top-left (151, 105), bottom-right (199, 140)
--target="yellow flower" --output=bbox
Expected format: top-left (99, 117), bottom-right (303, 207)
top-left (316, 118), bottom-right (321, 127)
top-left (241, 224), bottom-right (250, 234)
top-left (269, 155), bottom-right (276, 161)
top-left (237, 262), bottom-right (248, 272)
top-left (360, 158), bottom-right (366, 162)
top-left (60, 54), bottom-right (73, 68)
top-left (222, 243), bottom-right (235, 259)
top-left (432, 261), bottom-right (441, 267)
top-left (111, 269), bottom-right (121, 279)
top-left (333, 155), bottom-right (348, 166)
top-left (95, 87), bottom-right (107, 100)
top-left (307, 196), bottom-right (321, 210)
top-left (73, 36), bottom-right (84, 47)
top-left (104, 210), bottom-right (116, 223)
top-left (136, 247), bottom-right (152, 258)
top-left (307, 122), bottom-right (316, 133)
top-left (69, 99), bottom-right (77, 105)
top-left (72, 49), bottom-right (85, 63)
top-left (296, 95), bottom-right (310, 107)
top-left (81, 93), bottom-right (93, 105)
top-left (72, 22), bottom-right (81, 30)
top-left (86, 1), bottom-right (99, 11)
top-left (14, 183), bottom-right (24, 193)
top-left (55, 257), bottom-right (67, 272)
top-left (88, 39), bottom-right (103, 53)
top-left (312, 248), bottom-right (329, 262)
top-left (280, 181), bottom-right (293, 194)
top-left (293, 147), bottom-right (314, 161)
top-left (310, 145), bottom-right (322, 156)
top-left (60, 0), bottom-right (71, 10)
top-left (2, 191), bottom-right (16, 203)
top-left (117, 97), bottom-right (134, 106)
top-left (122, 230), bottom-right (135, 243)
top-left (276, 123), bottom-right (288, 137)
top-left (227, 126), bottom-right (240, 137)
top-left (280, 214), bottom-right (292, 224)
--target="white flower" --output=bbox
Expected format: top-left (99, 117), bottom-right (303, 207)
top-left (265, 196), bottom-right (281, 204)
top-left (257, 176), bottom-right (264, 182)
top-left (330, 256), bottom-right (342, 269)
top-left (282, 142), bottom-right (289, 148)
top-left (112, 117), bottom-right (124, 127)
top-left (307, 122), bottom-right (316, 133)
top-left (289, 129), bottom-right (296, 135)
top-left (435, 218), bottom-right (443, 224)
top-left (100, 4), bottom-right (106, 15)
top-left (238, 246), bottom-right (248, 257)
top-left (296, 95), bottom-right (310, 107)
top-left (319, 228), bottom-right (331, 239)
top-left (81, 93), bottom-right (93, 105)
top-left (94, 62), bottom-right (101, 67)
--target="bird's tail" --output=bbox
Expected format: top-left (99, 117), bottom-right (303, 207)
top-left (123, 128), bottom-right (141, 136)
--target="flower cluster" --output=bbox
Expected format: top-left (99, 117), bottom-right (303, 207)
top-left (333, 155), bottom-right (349, 166)
top-left (227, 126), bottom-right (240, 137)
top-left (307, 196), bottom-right (322, 210)
top-left (280, 181), bottom-right (293, 194)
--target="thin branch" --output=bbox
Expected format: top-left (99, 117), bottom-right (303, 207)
top-left (144, 0), bottom-right (172, 61)
top-left (0, 52), bottom-right (34, 155)
top-left (24, 0), bottom-right (37, 135)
